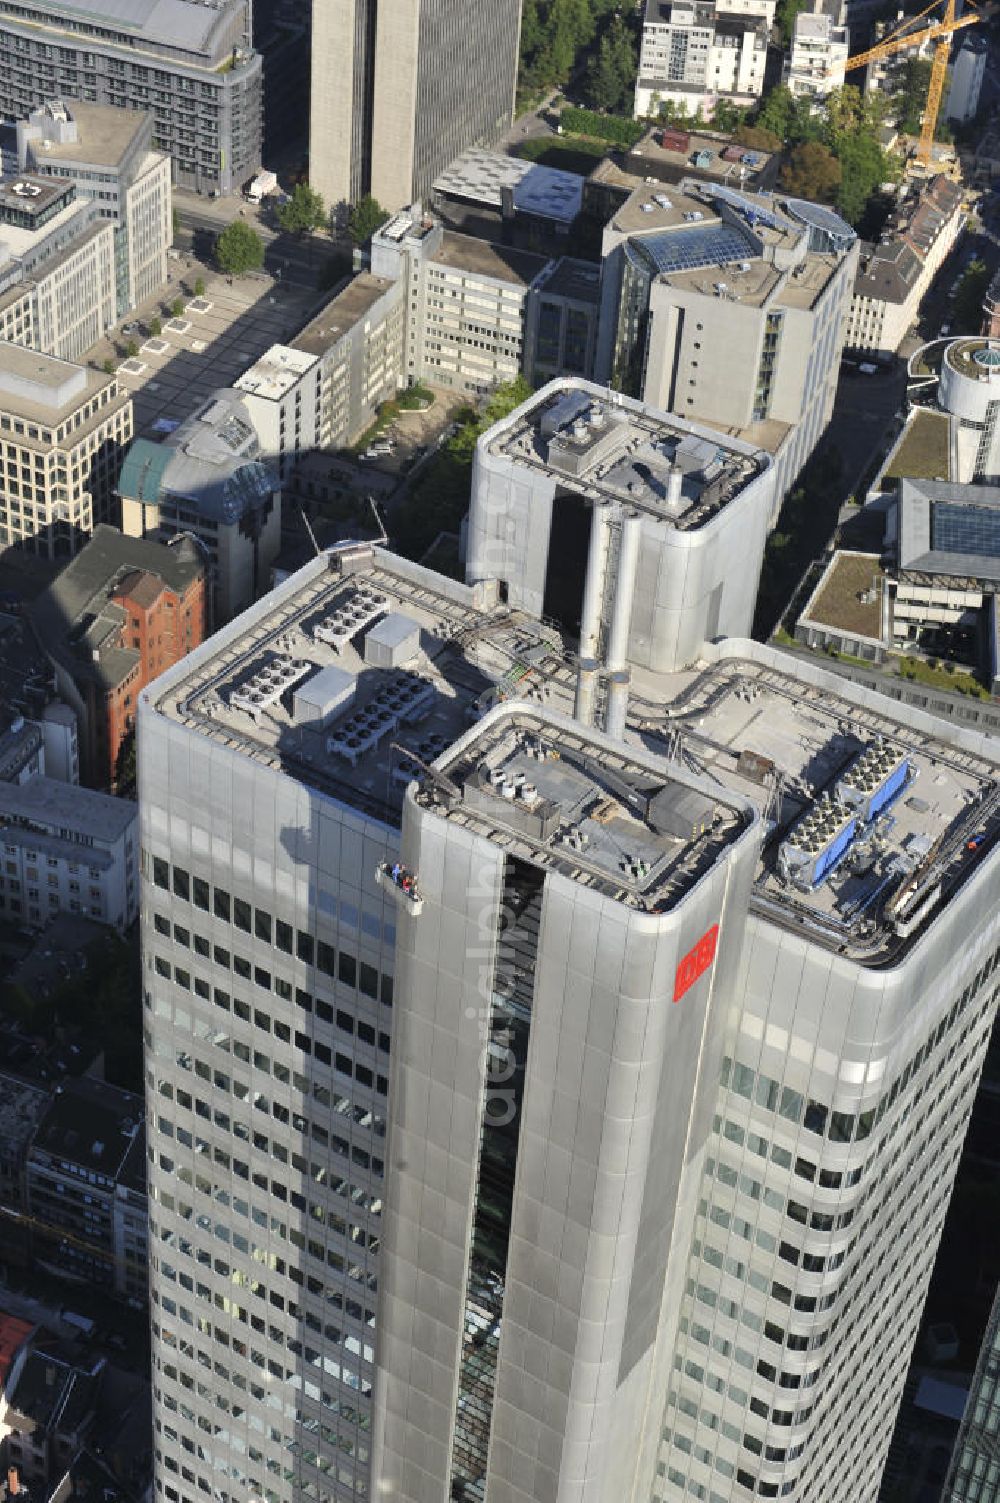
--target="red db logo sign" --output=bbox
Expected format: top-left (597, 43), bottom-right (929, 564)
top-left (674, 925), bottom-right (719, 1003)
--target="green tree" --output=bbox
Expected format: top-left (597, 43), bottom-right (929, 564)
top-left (776, 0), bottom-right (806, 39)
top-left (585, 30), bottom-right (622, 111)
top-left (835, 130), bottom-right (889, 225)
top-left (170, 297), bottom-right (183, 317)
top-left (194, 276), bottom-right (206, 296)
top-left (277, 181), bottom-right (327, 236)
top-left (103, 357), bottom-right (115, 375)
top-left (125, 339), bottom-right (139, 358)
top-left (756, 85), bottom-right (796, 143)
top-left (657, 98), bottom-right (696, 128)
top-left (520, 0), bottom-right (543, 60)
top-left (150, 315), bottom-right (162, 337)
top-left (780, 141), bottom-right (842, 202)
top-left (712, 98), bottom-right (746, 135)
top-left (611, 16), bottom-right (638, 109)
top-left (954, 259), bottom-right (990, 331)
top-left (348, 193), bottom-right (390, 245)
top-left (533, 0), bottom-right (595, 86)
top-left (394, 378), bottom-right (533, 558)
top-left (895, 58), bottom-right (933, 135)
top-left (215, 219), bottom-right (264, 275)
top-left (735, 122), bottom-right (782, 152)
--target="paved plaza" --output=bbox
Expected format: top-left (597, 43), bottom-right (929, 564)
top-left (90, 264), bottom-right (322, 441)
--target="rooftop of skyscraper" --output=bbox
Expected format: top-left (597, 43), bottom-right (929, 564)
top-left (414, 703), bottom-right (755, 912)
top-left (145, 545), bottom-right (1000, 960)
top-left (481, 381), bottom-right (768, 529)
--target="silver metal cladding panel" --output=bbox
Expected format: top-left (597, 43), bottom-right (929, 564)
top-left (373, 777), bottom-right (763, 1503)
top-left (625, 491), bottom-right (773, 671)
top-left (138, 687), bottom-right (402, 1503)
top-left (466, 436), bottom-right (775, 672)
top-left (372, 806), bottom-right (507, 1503)
top-left (466, 443), bottom-right (556, 620)
top-left (486, 829), bottom-right (761, 1503)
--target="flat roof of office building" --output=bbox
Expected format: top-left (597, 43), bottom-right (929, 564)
top-left (0, 193), bottom-right (89, 266)
top-left (235, 344), bottom-right (318, 401)
top-left (634, 652), bottom-right (999, 963)
top-left (432, 231), bottom-right (547, 286)
top-left (30, 1075), bottom-right (143, 1180)
top-left (797, 550), bottom-right (886, 640)
top-left (423, 704), bottom-right (755, 912)
top-left (532, 256), bottom-right (601, 304)
top-left (292, 274), bottom-right (396, 358)
top-left (10, 0), bottom-right (243, 56)
top-left (897, 478), bottom-right (1000, 582)
top-left (24, 99), bottom-right (149, 168)
top-left (0, 774), bottom-right (135, 843)
top-left (613, 178), bottom-right (853, 262)
top-left (0, 174), bottom-right (67, 218)
top-left (481, 379), bottom-right (769, 529)
top-left (146, 548), bottom-right (1000, 959)
top-left (628, 126), bottom-right (776, 183)
top-left (0, 340), bottom-right (93, 413)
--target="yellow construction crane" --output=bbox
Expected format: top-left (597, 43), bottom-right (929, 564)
top-left (842, 0), bottom-right (988, 164)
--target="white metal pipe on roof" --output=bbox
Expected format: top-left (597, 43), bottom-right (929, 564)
top-left (606, 512), bottom-right (642, 674)
top-left (574, 658), bottom-right (599, 728)
top-left (578, 503), bottom-right (609, 662)
top-left (605, 670), bottom-right (630, 741)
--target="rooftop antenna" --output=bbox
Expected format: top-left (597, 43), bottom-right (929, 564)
top-left (298, 504), bottom-right (321, 558)
top-left (369, 494), bottom-right (388, 546)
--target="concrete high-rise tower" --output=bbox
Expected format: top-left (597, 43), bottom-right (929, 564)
top-left (140, 384), bottom-right (1000, 1503)
top-left (308, 0), bottom-right (521, 212)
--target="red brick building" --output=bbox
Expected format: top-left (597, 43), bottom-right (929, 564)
top-left (30, 525), bottom-right (207, 789)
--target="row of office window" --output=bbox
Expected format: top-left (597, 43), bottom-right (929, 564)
top-left (149, 856), bottom-right (395, 1002)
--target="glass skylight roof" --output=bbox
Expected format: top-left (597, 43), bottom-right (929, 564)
top-left (628, 222), bottom-right (756, 277)
top-left (783, 197), bottom-right (856, 253)
top-left (699, 182), bottom-right (790, 232)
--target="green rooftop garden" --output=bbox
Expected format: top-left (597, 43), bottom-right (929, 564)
top-left (883, 409), bottom-right (950, 483)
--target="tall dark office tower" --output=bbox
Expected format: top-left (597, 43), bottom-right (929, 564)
top-left (943, 1282), bottom-right (1000, 1501)
top-left (309, 0), bottom-right (521, 211)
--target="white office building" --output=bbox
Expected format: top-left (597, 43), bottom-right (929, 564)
top-left (371, 208), bottom-right (547, 396)
top-left (596, 179), bottom-right (858, 513)
top-left (17, 98), bottom-right (172, 316)
top-left (947, 33), bottom-right (987, 124)
top-left (635, 0), bottom-right (775, 120)
top-left (235, 346), bottom-right (322, 485)
top-left (0, 775), bottom-right (137, 929)
top-left (0, 0), bottom-right (262, 195)
top-left (785, 1), bottom-right (850, 98)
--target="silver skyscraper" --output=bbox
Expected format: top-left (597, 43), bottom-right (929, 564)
top-left (141, 397), bottom-right (1000, 1503)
